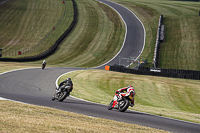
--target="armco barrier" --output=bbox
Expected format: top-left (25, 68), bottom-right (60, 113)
top-left (153, 15), bottom-right (164, 68)
top-left (107, 65), bottom-right (200, 80)
top-left (0, 0), bottom-right (77, 62)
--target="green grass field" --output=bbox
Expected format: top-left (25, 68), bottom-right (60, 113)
top-left (0, 0), bottom-right (73, 57)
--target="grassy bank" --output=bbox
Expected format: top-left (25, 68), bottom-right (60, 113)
top-left (0, 62), bottom-right (39, 73)
top-left (0, 0), bottom-right (73, 57)
top-left (37, 0), bottom-right (125, 67)
top-left (111, 0), bottom-right (200, 70)
top-left (0, 100), bottom-right (167, 132)
top-left (59, 69), bottom-right (200, 124)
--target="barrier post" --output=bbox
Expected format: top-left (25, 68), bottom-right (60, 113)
top-left (105, 65), bottom-right (110, 71)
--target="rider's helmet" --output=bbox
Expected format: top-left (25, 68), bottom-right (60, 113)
top-left (129, 89), bottom-right (134, 97)
top-left (67, 78), bottom-right (71, 81)
top-left (128, 85), bottom-right (133, 88)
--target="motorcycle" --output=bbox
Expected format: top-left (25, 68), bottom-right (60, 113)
top-left (108, 88), bottom-right (134, 112)
top-left (42, 63), bottom-right (46, 69)
top-left (51, 85), bottom-right (71, 102)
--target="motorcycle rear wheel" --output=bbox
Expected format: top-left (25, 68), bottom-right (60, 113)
top-left (42, 64), bottom-right (45, 69)
top-left (118, 99), bottom-right (129, 112)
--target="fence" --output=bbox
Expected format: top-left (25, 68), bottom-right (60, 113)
top-left (0, 0), bottom-right (77, 62)
top-left (106, 65), bottom-right (200, 80)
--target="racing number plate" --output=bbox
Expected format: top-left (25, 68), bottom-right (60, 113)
top-left (129, 95), bottom-right (133, 100)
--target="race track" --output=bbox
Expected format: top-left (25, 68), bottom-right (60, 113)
top-left (97, 0), bottom-right (145, 68)
top-left (1, 67), bottom-right (200, 133)
top-left (0, 0), bottom-right (200, 132)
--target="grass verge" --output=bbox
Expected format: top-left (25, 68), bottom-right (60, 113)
top-left (0, 100), bottom-right (167, 132)
top-left (0, 62), bottom-right (39, 73)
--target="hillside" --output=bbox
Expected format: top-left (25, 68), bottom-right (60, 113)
top-left (0, 0), bottom-right (73, 57)
top-left (0, 0), bottom-right (199, 70)
top-left (111, 0), bottom-right (200, 70)
top-left (0, 0), bottom-right (125, 68)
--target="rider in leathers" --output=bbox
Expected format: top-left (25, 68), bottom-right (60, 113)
top-left (42, 60), bottom-right (46, 68)
top-left (42, 60), bottom-right (46, 66)
top-left (53, 78), bottom-right (73, 99)
top-left (58, 78), bottom-right (73, 93)
top-left (113, 85), bottom-right (135, 108)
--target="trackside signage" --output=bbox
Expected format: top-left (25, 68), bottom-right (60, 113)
top-left (150, 67), bottom-right (161, 72)
top-left (109, 65), bottom-right (200, 80)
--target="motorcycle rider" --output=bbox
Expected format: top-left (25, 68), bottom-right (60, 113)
top-left (42, 60), bottom-right (46, 65)
top-left (113, 85), bottom-right (135, 108)
top-left (42, 60), bottom-right (46, 68)
top-left (57, 78), bottom-right (73, 94)
top-left (52, 78), bottom-right (73, 100)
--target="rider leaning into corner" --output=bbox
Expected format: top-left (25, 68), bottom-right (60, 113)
top-left (52, 78), bottom-right (73, 100)
top-left (113, 85), bottom-right (136, 108)
top-left (42, 60), bottom-right (46, 65)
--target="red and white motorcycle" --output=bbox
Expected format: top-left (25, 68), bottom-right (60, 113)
top-left (108, 88), bottom-right (135, 112)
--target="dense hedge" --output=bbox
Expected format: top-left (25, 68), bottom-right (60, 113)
top-left (0, 0), bottom-right (77, 62)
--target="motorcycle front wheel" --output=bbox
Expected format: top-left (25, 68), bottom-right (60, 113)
top-left (57, 91), bottom-right (68, 102)
top-left (108, 100), bottom-right (114, 110)
top-left (118, 99), bottom-right (129, 112)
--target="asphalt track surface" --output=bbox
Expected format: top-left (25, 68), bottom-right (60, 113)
top-left (97, 0), bottom-right (145, 68)
top-left (0, 0), bottom-right (200, 132)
